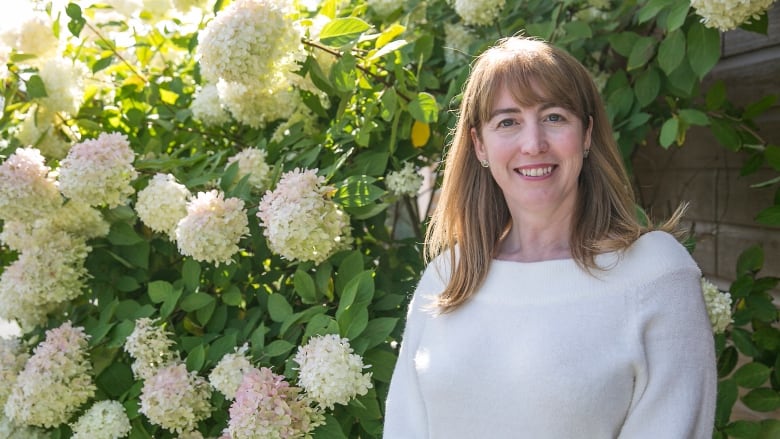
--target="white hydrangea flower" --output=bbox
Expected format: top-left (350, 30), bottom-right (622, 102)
top-left (228, 366), bottom-right (323, 439)
top-left (15, 109), bottom-right (71, 159)
top-left (136, 173), bottom-right (191, 239)
top-left (0, 261), bottom-right (59, 329)
top-left (367, 0), bottom-right (400, 17)
top-left (197, 0), bottom-right (302, 84)
top-left (124, 317), bottom-right (179, 380)
top-left (209, 344), bottom-right (253, 400)
top-left (58, 132), bottom-right (138, 208)
top-left (140, 363), bottom-right (212, 434)
top-left (0, 337), bottom-right (29, 409)
top-left (386, 162), bottom-right (424, 196)
top-left (701, 278), bottom-right (733, 334)
top-left (178, 430), bottom-right (205, 439)
top-left (4, 322), bottom-right (96, 428)
top-left (691, 0), bottom-right (776, 31)
top-left (293, 334), bottom-right (372, 410)
top-left (444, 23), bottom-right (476, 66)
top-left (36, 57), bottom-right (88, 117)
top-left (0, 147), bottom-right (61, 223)
top-left (0, 414), bottom-right (49, 439)
top-left (104, 0), bottom-right (143, 16)
top-left (257, 168), bottom-right (352, 264)
top-left (225, 148), bottom-right (271, 189)
top-left (218, 74), bottom-right (302, 129)
top-left (175, 190), bottom-right (249, 265)
top-left (70, 400), bottom-right (131, 439)
top-left (42, 200), bottom-right (110, 241)
top-left (4, 14), bottom-right (59, 59)
top-left (451, 0), bottom-right (506, 26)
top-left (191, 84), bottom-right (230, 126)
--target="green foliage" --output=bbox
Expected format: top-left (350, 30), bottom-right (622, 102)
top-left (0, 0), bottom-right (777, 438)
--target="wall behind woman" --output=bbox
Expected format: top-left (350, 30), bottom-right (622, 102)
top-left (632, 4), bottom-right (780, 289)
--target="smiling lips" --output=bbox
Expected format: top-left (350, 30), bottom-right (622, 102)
top-left (516, 165), bottom-right (555, 177)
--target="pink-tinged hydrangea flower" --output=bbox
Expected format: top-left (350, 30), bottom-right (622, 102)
top-left (691, 0), bottom-right (776, 31)
top-left (227, 367), bottom-right (323, 439)
top-left (701, 278), bottom-right (733, 334)
top-left (217, 75), bottom-right (302, 129)
top-left (70, 400), bottom-right (131, 439)
top-left (196, 0), bottom-right (302, 84)
top-left (293, 334), bottom-right (372, 410)
top-left (0, 147), bottom-right (60, 222)
top-left (0, 261), bottom-right (58, 329)
top-left (257, 169), bottom-right (351, 264)
top-left (58, 132), bottom-right (138, 208)
top-left (139, 363), bottom-right (212, 434)
top-left (209, 344), bottom-right (253, 400)
top-left (124, 317), bottom-right (178, 380)
top-left (0, 337), bottom-right (29, 408)
top-left (225, 148), bottom-right (271, 189)
top-left (191, 84), bottom-right (230, 126)
top-left (36, 57), bottom-right (88, 117)
top-left (4, 322), bottom-right (95, 428)
top-left (175, 190), bottom-right (249, 265)
top-left (136, 173), bottom-right (191, 239)
top-left (443, 23), bottom-right (476, 66)
top-left (385, 162), bottom-right (424, 197)
top-left (452, 0), bottom-right (506, 26)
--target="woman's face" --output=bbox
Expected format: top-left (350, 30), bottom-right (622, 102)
top-left (472, 84), bottom-right (591, 219)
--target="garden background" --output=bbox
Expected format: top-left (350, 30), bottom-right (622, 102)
top-left (0, 0), bottom-right (778, 438)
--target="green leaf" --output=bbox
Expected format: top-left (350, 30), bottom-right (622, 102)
top-left (732, 327), bottom-right (761, 357)
top-left (710, 118), bottom-right (741, 151)
top-left (739, 11), bottom-right (769, 34)
top-left (267, 293), bottom-right (293, 322)
top-left (717, 346), bottom-right (739, 377)
top-left (108, 221), bottom-right (143, 246)
top-left (92, 55), bottom-right (114, 73)
top-left (206, 332), bottom-right (239, 363)
top-left (706, 81), bottom-right (727, 110)
top-left (363, 348), bottom-right (397, 383)
top-left (659, 117), bottom-right (679, 148)
top-left (525, 21), bottom-right (555, 40)
top-left (609, 32), bottom-right (640, 57)
top-left (715, 378), bottom-right (738, 428)
top-left (665, 59), bottom-right (697, 98)
top-left (408, 92), bottom-right (438, 123)
top-left (311, 415), bottom-right (348, 439)
top-left (357, 317), bottom-right (398, 351)
top-left (744, 95), bottom-right (777, 120)
top-left (734, 362), bottom-right (771, 388)
top-left (559, 20), bottom-right (592, 45)
top-left (756, 205), bottom-right (780, 225)
top-left (186, 344), bottom-right (206, 372)
top-left (737, 245), bottom-right (763, 276)
top-left (26, 75), bottom-right (48, 99)
top-left (96, 362), bottom-right (134, 398)
top-left (634, 67), bottom-right (660, 107)
top-left (724, 420), bottom-right (762, 438)
top-left (336, 251), bottom-right (364, 293)
top-left (636, 0), bottom-right (674, 24)
top-left (294, 269), bottom-right (318, 304)
top-left (760, 419), bottom-right (780, 438)
top-left (664, 1), bottom-right (689, 32)
top-left (679, 109), bottom-right (709, 126)
top-left (627, 37), bottom-right (656, 71)
top-left (221, 285), bottom-right (243, 306)
top-left (333, 175), bottom-right (385, 207)
top-left (742, 388), bottom-right (780, 412)
top-left (319, 17), bottom-right (371, 47)
top-left (182, 259), bottom-right (201, 293)
top-left (264, 340), bottom-right (295, 358)
top-left (606, 86), bottom-right (634, 121)
top-left (687, 22), bottom-right (721, 79)
top-left (765, 145), bottom-right (780, 171)
top-left (66, 2), bottom-right (85, 37)
top-left (180, 293), bottom-right (215, 312)
top-left (148, 280), bottom-right (174, 304)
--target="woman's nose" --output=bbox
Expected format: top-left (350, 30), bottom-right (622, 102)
top-left (519, 122), bottom-right (548, 155)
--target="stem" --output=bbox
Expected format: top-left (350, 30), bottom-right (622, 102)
top-left (84, 21), bottom-right (148, 83)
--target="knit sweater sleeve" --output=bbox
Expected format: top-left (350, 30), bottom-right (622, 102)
top-left (383, 260), bottom-right (446, 438)
top-left (618, 243), bottom-right (717, 438)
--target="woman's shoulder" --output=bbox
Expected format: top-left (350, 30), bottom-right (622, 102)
top-left (609, 230), bottom-right (700, 283)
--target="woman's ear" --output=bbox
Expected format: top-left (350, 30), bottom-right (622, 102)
top-left (584, 116), bottom-right (593, 151)
top-left (471, 127), bottom-right (486, 161)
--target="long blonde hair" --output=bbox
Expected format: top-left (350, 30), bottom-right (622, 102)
top-left (426, 36), bottom-right (682, 313)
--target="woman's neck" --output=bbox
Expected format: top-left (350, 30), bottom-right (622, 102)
top-left (496, 211), bottom-right (573, 262)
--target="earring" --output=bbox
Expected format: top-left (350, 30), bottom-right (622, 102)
top-left (480, 159), bottom-right (489, 168)
top-left (583, 149), bottom-right (590, 159)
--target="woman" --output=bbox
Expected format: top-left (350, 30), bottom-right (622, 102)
top-left (383, 36), bottom-right (716, 438)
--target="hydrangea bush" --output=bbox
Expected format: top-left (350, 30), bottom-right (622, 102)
top-left (0, 0), bottom-right (777, 438)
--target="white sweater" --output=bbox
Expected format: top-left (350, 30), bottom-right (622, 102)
top-left (384, 231), bottom-right (716, 438)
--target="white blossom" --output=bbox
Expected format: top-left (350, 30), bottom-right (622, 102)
top-left (191, 84), bottom-right (230, 126)
top-left (367, 0), bottom-right (400, 17)
top-left (0, 147), bottom-right (60, 223)
top-left (124, 317), bottom-right (179, 380)
top-left (70, 400), bottom-right (131, 439)
top-left (444, 23), bottom-right (476, 66)
top-left (386, 162), bottom-right (424, 196)
top-left (140, 363), bottom-right (212, 434)
top-left (0, 337), bottom-right (29, 409)
top-left (701, 278), bottom-right (733, 334)
top-left (451, 0), bottom-right (506, 26)
top-left (225, 148), bottom-right (271, 189)
top-left (293, 334), bottom-right (372, 409)
top-left (36, 57), bottom-right (88, 117)
top-left (257, 168), bottom-right (351, 264)
top-left (218, 75), bottom-right (302, 129)
top-left (209, 344), bottom-right (253, 400)
top-left (691, 0), bottom-right (776, 31)
top-left (136, 173), bottom-right (191, 239)
top-left (175, 190), bottom-right (249, 265)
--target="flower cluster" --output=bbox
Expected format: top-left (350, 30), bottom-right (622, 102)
top-left (124, 317), bottom-right (178, 380)
top-left (444, 23), bottom-right (476, 66)
top-left (225, 148), bottom-right (271, 189)
top-left (0, 147), bottom-right (60, 223)
top-left (293, 334), bottom-right (372, 410)
top-left (385, 162), bottom-right (424, 197)
top-left (209, 344), bottom-right (253, 400)
top-left (0, 337), bottom-right (29, 408)
top-left (136, 173), bottom-right (191, 239)
top-left (191, 83), bottom-right (230, 126)
top-left (70, 400), bottom-right (131, 439)
top-left (217, 75), bottom-right (302, 129)
top-left (228, 367), bottom-right (323, 439)
top-left (1, 13), bottom-right (59, 59)
top-left (175, 190), bottom-right (249, 265)
top-left (367, 0), bottom-right (400, 17)
top-left (139, 363), bottom-right (212, 434)
top-left (58, 132), bottom-right (138, 208)
top-left (0, 415), bottom-right (49, 439)
top-left (196, 0), bottom-right (301, 84)
top-left (701, 278), bottom-right (733, 334)
top-left (257, 168), bottom-right (351, 264)
top-left (691, 0), bottom-right (776, 31)
top-left (451, 0), bottom-right (506, 26)
top-left (4, 322), bottom-right (95, 428)
top-left (36, 57), bottom-right (88, 117)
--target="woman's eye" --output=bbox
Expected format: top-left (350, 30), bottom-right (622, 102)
top-left (498, 119), bottom-right (515, 128)
top-left (546, 113), bottom-right (564, 122)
